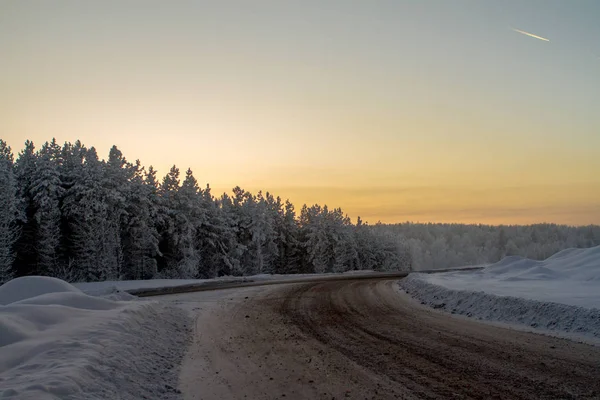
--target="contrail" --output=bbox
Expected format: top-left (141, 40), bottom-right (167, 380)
top-left (511, 27), bottom-right (550, 42)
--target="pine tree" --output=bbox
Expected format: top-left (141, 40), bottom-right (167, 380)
top-left (14, 140), bottom-right (38, 276)
top-left (331, 210), bottom-right (358, 272)
top-left (0, 140), bottom-right (19, 283)
top-left (269, 198), bottom-right (298, 274)
top-left (230, 187), bottom-right (258, 275)
top-left (121, 161), bottom-right (160, 280)
top-left (282, 200), bottom-right (302, 273)
top-left (251, 191), bottom-right (278, 274)
top-left (299, 204), bottom-right (331, 273)
top-left (156, 165), bottom-right (182, 277)
top-left (195, 185), bottom-right (230, 278)
top-left (175, 168), bottom-right (202, 278)
top-left (57, 140), bottom-right (87, 281)
top-left (63, 147), bottom-right (110, 281)
top-left (30, 141), bottom-right (63, 276)
top-left (216, 192), bottom-right (245, 276)
top-left (102, 145), bottom-right (133, 279)
top-left (354, 217), bottom-right (377, 270)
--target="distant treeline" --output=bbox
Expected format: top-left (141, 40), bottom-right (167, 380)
top-left (377, 222), bottom-right (600, 270)
top-left (1, 138), bottom-right (598, 283)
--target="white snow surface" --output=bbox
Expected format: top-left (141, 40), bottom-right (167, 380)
top-left (0, 276), bottom-right (190, 399)
top-left (74, 278), bottom-right (214, 296)
top-left (0, 276), bottom-right (82, 306)
top-left (400, 246), bottom-right (600, 340)
top-left (74, 270), bottom-right (378, 296)
top-left (410, 246), bottom-right (600, 309)
top-left (1, 272), bottom-right (377, 399)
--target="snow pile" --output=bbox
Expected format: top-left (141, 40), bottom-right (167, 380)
top-left (410, 246), bottom-right (600, 308)
top-left (0, 276), bottom-right (190, 399)
top-left (75, 270), bottom-right (379, 296)
top-left (0, 276), bottom-right (83, 305)
top-left (75, 278), bottom-right (215, 296)
top-left (400, 246), bottom-right (600, 339)
top-left (482, 246), bottom-right (600, 283)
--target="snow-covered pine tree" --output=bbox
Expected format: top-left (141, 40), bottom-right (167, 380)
top-left (330, 208), bottom-right (358, 273)
top-left (264, 193), bottom-right (284, 272)
top-left (156, 165), bottom-right (184, 277)
top-left (13, 140), bottom-right (38, 276)
top-left (0, 140), bottom-right (19, 283)
top-left (195, 184), bottom-right (230, 278)
top-left (299, 204), bottom-right (331, 273)
top-left (266, 196), bottom-right (294, 274)
top-left (216, 192), bottom-right (245, 276)
top-left (62, 147), bottom-right (110, 281)
top-left (175, 168), bottom-right (203, 278)
top-left (121, 160), bottom-right (160, 280)
top-left (30, 140), bottom-right (64, 276)
top-left (56, 141), bottom-right (87, 280)
top-left (251, 191), bottom-right (278, 274)
top-left (354, 217), bottom-right (377, 271)
top-left (276, 199), bottom-right (302, 274)
top-left (231, 187), bottom-right (258, 275)
top-left (102, 145), bottom-right (134, 279)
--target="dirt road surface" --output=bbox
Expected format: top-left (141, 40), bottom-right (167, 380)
top-left (173, 278), bottom-right (600, 400)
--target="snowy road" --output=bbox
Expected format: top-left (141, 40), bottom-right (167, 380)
top-left (164, 277), bottom-right (600, 400)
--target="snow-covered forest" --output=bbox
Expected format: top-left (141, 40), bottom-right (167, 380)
top-left (377, 223), bottom-right (600, 270)
top-left (0, 139), bottom-right (412, 283)
top-left (1, 138), bottom-right (598, 283)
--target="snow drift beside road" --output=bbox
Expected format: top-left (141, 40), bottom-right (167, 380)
top-left (0, 276), bottom-right (190, 399)
top-left (400, 246), bottom-right (600, 340)
top-left (483, 246), bottom-right (600, 283)
top-left (74, 270), bottom-right (379, 296)
top-left (0, 276), bottom-right (83, 305)
top-left (413, 246), bottom-right (600, 309)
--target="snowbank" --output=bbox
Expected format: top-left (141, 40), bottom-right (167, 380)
top-left (412, 246), bottom-right (600, 308)
top-left (75, 270), bottom-right (379, 296)
top-left (0, 276), bottom-right (190, 399)
top-left (0, 276), bottom-right (82, 305)
top-left (75, 278), bottom-right (216, 296)
top-left (400, 246), bottom-right (600, 340)
top-left (401, 276), bottom-right (600, 339)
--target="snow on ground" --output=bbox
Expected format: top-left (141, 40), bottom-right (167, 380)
top-left (400, 246), bottom-right (600, 340)
top-left (75, 270), bottom-right (378, 296)
top-left (74, 278), bottom-right (216, 296)
top-left (0, 276), bottom-right (82, 305)
top-left (0, 276), bottom-right (190, 400)
top-left (413, 246), bottom-right (600, 308)
top-left (3, 272), bottom-right (376, 398)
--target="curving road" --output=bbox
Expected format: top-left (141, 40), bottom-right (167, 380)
top-left (177, 278), bottom-right (600, 400)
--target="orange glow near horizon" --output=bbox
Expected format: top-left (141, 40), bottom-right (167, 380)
top-left (1, 1), bottom-right (599, 225)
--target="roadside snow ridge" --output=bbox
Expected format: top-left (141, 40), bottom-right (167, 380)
top-left (0, 276), bottom-right (82, 305)
top-left (400, 246), bottom-right (600, 341)
top-left (0, 276), bottom-right (190, 399)
top-left (483, 246), bottom-right (600, 282)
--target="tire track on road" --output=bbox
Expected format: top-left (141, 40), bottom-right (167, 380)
top-left (179, 278), bottom-right (600, 399)
top-left (278, 279), bottom-right (600, 399)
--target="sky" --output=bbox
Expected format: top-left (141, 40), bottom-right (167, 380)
top-left (1, 0), bottom-right (599, 225)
